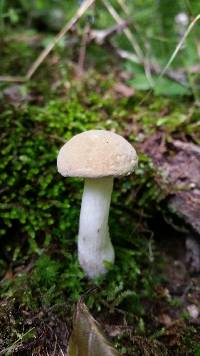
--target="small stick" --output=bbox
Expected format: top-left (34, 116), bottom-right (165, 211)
top-left (102, 0), bottom-right (142, 60)
top-left (102, 0), bottom-right (154, 86)
top-left (26, 0), bottom-right (95, 79)
top-left (77, 24), bottom-right (90, 75)
top-left (0, 0), bottom-right (95, 82)
top-left (116, 0), bottom-right (141, 34)
top-left (0, 76), bottom-right (27, 83)
top-left (89, 20), bottom-right (129, 44)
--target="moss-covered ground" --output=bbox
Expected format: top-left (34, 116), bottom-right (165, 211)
top-left (0, 31), bottom-right (200, 355)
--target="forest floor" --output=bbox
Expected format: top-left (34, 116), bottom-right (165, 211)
top-left (0, 29), bottom-right (200, 355)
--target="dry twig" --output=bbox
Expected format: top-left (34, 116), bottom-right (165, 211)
top-left (77, 24), bottom-right (90, 75)
top-left (0, 76), bottom-right (27, 83)
top-left (102, 0), bottom-right (154, 86)
top-left (26, 0), bottom-right (95, 80)
top-left (89, 20), bottom-right (128, 44)
top-left (102, 0), bottom-right (142, 60)
top-left (0, 0), bottom-right (95, 83)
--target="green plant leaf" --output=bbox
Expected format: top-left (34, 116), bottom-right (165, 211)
top-left (154, 77), bottom-right (189, 96)
top-left (129, 73), bottom-right (152, 91)
top-left (128, 73), bottom-right (189, 96)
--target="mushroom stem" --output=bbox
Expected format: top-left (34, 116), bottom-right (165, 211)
top-left (78, 177), bottom-right (114, 278)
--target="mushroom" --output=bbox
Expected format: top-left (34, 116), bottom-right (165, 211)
top-left (57, 130), bottom-right (138, 278)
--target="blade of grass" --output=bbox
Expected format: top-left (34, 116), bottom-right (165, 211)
top-left (102, 0), bottom-right (142, 60)
top-left (161, 14), bottom-right (200, 77)
top-left (26, 0), bottom-right (95, 79)
top-left (102, 0), bottom-right (154, 87)
top-left (0, 0), bottom-right (95, 82)
top-left (0, 328), bottom-right (35, 356)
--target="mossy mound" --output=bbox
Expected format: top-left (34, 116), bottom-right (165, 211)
top-left (1, 33), bottom-right (200, 354)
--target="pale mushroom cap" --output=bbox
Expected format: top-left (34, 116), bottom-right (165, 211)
top-left (57, 130), bottom-right (138, 178)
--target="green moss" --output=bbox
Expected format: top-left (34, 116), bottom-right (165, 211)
top-left (0, 76), bottom-right (197, 291)
top-left (0, 89), bottom-right (162, 352)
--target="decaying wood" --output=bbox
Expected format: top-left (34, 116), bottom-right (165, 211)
top-left (143, 134), bottom-right (200, 237)
top-left (186, 237), bottom-right (200, 273)
top-left (143, 134), bottom-right (200, 271)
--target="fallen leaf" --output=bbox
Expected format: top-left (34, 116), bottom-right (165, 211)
top-left (67, 301), bottom-right (121, 356)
